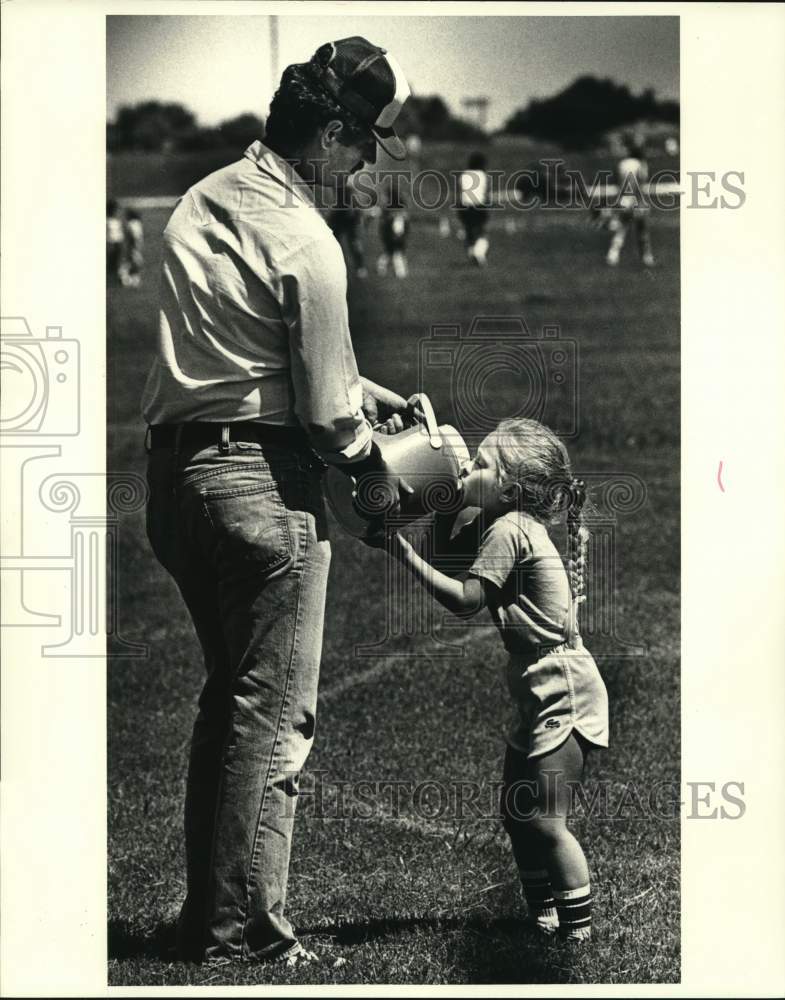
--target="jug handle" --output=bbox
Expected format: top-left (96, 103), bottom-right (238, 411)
top-left (409, 393), bottom-right (442, 449)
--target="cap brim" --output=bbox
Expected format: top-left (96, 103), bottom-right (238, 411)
top-left (372, 125), bottom-right (407, 161)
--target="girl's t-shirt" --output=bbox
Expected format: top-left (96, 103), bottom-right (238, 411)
top-left (466, 510), bottom-right (572, 657)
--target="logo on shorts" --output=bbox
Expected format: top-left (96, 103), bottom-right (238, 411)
top-left (544, 718), bottom-right (560, 729)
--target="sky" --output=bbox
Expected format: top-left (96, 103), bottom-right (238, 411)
top-left (107, 13), bottom-right (679, 133)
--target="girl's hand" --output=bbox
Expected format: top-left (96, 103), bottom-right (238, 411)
top-left (362, 522), bottom-right (412, 559)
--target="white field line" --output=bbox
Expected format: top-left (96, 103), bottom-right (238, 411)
top-left (317, 623), bottom-right (490, 848)
top-left (319, 660), bottom-right (397, 704)
top-left (308, 774), bottom-right (502, 845)
top-left (319, 626), bottom-right (672, 706)
top-left (319, 624), bottom-right (481, 705)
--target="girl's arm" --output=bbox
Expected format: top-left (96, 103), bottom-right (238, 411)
top-left (392, 533), bottom-right (488, 617)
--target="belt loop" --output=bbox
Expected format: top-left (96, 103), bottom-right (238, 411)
top-left (219, 423), bottom-right (231, 454)
top-left (174, 423), bottom-right (184, 457)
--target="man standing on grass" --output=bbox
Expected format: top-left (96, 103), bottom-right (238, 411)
top-left (141, 37), bottom-right (412, 967)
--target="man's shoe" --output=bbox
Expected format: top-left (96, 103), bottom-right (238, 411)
top-left (277, 942), bottom-right (319, 968)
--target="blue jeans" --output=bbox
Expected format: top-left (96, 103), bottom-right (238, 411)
top-left (145, 434), bottom-right (331, 962)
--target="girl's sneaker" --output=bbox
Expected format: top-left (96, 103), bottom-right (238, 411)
top-left (559, 926), bottom-right (592, 943)
top-left (526, 909), bottom-right (559, 936)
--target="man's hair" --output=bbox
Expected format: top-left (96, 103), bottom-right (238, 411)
top-left (265, 44), bottom-right (368, 152)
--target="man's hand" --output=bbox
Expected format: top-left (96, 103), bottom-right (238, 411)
top-left (360, 379), bottom-right (425, 436)
top-left (374, 411), bottom-right (406, 435)
top-left (371, 394), bottom-right (426, 435)
top-left (360, 390), bottom-right (380, 428)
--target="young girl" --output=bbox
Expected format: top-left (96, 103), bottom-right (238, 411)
top-left (383, 417), bottom-right (609, 941)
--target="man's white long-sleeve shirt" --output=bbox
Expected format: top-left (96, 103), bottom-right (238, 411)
top-left (141, 140), bottom-right (372, 463)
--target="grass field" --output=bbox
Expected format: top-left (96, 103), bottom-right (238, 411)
top-left (107, 147), bottom-right (680, 985)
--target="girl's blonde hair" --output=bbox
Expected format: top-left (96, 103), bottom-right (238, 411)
top-left (492, 418), bottom-right (589, 644)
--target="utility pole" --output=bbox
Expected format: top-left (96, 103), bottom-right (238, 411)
top-left (269, 15), bottom-right (279, 96)
top-left (461, 96), bottom-right (490, 132)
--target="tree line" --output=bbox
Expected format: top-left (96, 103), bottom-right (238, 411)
top-left (106, 95), bottom-right (485, 153)
top-left (503, 75), bottom-right (678, 148)
top-left (107, 77), bottom-right (678, 153)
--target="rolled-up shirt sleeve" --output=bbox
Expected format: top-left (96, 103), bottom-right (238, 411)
top-left (278, 233), bottom-right (372, 464)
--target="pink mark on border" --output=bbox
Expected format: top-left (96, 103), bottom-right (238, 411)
top-left (717, 461), bottom-right (725, 493)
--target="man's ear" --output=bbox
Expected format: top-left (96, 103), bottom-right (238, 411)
top-left (321, 119), bottom-right (344, 151)
top-left (499, 481), bottom-right (522, 506)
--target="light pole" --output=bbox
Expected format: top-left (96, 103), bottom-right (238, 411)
top-left (269, 15), bottom-right (279, 97)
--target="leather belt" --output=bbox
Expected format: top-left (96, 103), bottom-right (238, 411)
top-left (148, 421), bottom-right (310, 452)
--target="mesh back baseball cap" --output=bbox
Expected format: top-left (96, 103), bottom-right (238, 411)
top-left (315, 37), bottom-right (411, 160)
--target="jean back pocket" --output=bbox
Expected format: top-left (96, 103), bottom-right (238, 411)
top-left (200, 481), bottom-right (293, 576)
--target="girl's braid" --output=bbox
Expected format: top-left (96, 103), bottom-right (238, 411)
top-left (566, 478), bottom-right (589, 649)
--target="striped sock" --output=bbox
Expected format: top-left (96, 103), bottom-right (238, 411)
top-left (519, 869), bottom-right (559, 934)
top-left (553, 884), bottom-right (592, 941)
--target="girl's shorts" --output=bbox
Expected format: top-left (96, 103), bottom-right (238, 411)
top-left (504, 642), bottom-right (609, 758)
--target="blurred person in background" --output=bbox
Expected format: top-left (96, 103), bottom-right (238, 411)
top-left (122, 208), bottom-right (145, 287)
top-left (457, 151), bottom-right (491, 267)
top-left (376, 194), bottom-right (409, 278)
top-left (106, 199), bottom-right (125, 283)
top-left (404, 132), bottom-right (422, 169)
top-left (606, 137), bottom-right (655, 268)
top-left (141, 35), bottom-right (414, 969)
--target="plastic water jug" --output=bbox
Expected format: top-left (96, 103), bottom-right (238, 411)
top-left (325, 395), bottom-right (470, 538)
